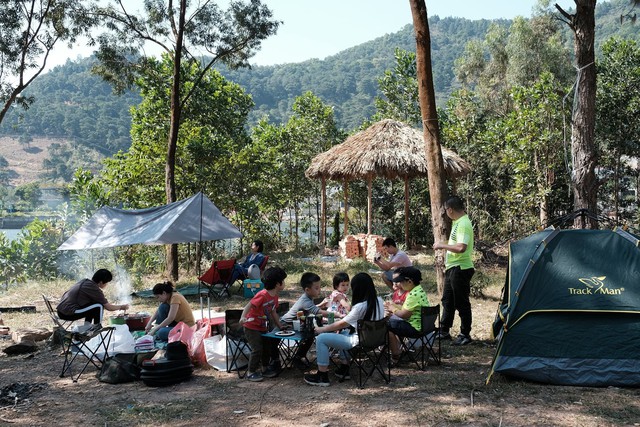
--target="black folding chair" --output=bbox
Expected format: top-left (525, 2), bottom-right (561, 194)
top-left (225, 309), bottom-right (251, 378)
top-left (43, 295), bottom-right (115, 382)
top-left (348, 318), bottom-right (391, 388)
top-left (397, 304), bottom-right (441, 370)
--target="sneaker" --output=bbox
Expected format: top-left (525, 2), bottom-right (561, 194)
top-left (292, 357), bottom-right (310, 371)
top-left (334, 364), bottom-right (350, 380)
top-left (262, 365), bottom-right (282, 378)
top-left (304, 371), bottom-right (330, 387)
top-left (451, 334), bottom-right (472, 346)
top-left (435, 330), bottom-right (452, 340)
top-left (247, 371), bottom-right (264, 382)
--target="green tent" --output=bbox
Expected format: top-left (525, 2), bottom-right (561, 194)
top-left (488, 227), bottom-right (640, 386)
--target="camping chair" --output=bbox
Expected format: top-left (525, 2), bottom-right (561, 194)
top-left (42, 295), bottom-right (115, 383)
top-left (225, 309), bottom-right (251, 378)
top-left (198, 259), bottom-right (237, 317)
top-left (347, 318), bottom-right (391, 388)
top-left (396, 305), bottom-right (441, 370)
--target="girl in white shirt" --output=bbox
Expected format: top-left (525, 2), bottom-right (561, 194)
top-left (304, 272), bottom-right (384, 387)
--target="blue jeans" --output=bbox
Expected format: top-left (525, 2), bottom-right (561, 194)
top-left (154, 303), bottom-right (177, 341)
top-left (315, 329), bottom-right (356, 367)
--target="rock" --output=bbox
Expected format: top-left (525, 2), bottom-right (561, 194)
top-left (3, 340), bottom-right (38, 355)
top-left (11, 327), bottom-right (52, 343)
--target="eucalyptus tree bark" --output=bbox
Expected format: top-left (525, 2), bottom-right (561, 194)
top-left (93, 0), bottom-right (278, 280)
top-left (409, 0), bottom-right (449, 295)
top-left (164, 0), bottom-right (187, 281)
top-left (556, 0), bottom-right (598, 229)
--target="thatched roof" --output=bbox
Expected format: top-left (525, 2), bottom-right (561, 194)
top-left (305, 119), bottom-right (471, 181)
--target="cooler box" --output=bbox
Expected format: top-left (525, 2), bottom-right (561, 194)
top-left (243, 279), bottom-right (264, 298)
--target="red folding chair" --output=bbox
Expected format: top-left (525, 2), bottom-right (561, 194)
top-left (199, 259), bottom-right (236, 296)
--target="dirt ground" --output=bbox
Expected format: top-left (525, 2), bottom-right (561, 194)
top-left (1, 263), bottom-right (640, 426)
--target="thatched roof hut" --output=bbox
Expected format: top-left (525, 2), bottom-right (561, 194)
top-left (305, 119), bottom-right (471, 246)
top-left (306, 119), bottom-right (471, 180)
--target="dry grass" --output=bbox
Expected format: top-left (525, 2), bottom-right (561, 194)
top-left (1, 255), bottom-right (639, 426)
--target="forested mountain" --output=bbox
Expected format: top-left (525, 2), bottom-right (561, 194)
top-left (0, 0), bottom-right (638, 161)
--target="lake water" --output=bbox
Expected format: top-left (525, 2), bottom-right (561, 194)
top-left (0, 229), bottom-right (21, 241)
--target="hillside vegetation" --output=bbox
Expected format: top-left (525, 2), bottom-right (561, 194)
top-left (0, 0), bottom-right (637, 175)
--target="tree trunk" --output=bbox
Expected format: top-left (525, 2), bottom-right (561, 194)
top-left (409, 0), bottom-right (449, 295)
top-left (557, 0), bottom-right (598, 229)
top-left (367, 176), bottom-right (372, 234)
top-left (343, 180), bottom-right (349, 236)
top-left (320, 177), bottom-right (327, 246)
top-left (165, 0), bottom-right (187, 281)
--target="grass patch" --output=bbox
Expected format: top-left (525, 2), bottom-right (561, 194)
top-left (95, 400), bottom-right (206, 424)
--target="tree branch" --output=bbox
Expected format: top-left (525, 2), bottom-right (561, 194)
top-left (555, 3), bottom-right (574, 29)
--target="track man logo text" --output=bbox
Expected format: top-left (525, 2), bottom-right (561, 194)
top-left (568, 276), bottom-right (624, 295)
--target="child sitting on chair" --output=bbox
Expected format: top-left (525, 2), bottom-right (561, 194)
top-left (240, 266), bottom-right (287, 382)
top-left (324, 272), bottom-right (351, 318)
top-left (280, 272), bottom-right (330, 370)
top-left (391, 275), bottom-right (408, 305)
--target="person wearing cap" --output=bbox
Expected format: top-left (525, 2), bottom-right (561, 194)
top-left (385, 266), bottom-right (430, 365)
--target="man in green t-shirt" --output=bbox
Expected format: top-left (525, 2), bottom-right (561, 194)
top-left (433, 196), bottom-right (475, 346)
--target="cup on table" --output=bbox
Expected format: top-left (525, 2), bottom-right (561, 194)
top-left (292, 320), bottom-right (301, 331)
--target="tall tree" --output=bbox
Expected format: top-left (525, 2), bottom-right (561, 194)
top-left (556, 0), bottom-right (599, 228)
top-left (0, 0), bottom-right (94, 125)
top-left (408, 0), bottom-right (448, 294)
top-left (93, 0), bottom-right (279, 279)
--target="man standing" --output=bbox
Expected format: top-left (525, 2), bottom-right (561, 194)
top-left (374, 237), bottom-right (412, 290)
top-left (433, 196), bottom-right (475, 346)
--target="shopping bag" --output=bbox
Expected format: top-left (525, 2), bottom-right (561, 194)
top-left (204, 335), bottom-right (227, 371)
top-left (190, 318), bottom-right (212, 368)
top-left (168, 321), bottom-right (194, 353)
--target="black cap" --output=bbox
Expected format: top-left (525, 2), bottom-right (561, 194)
top-left (391, 266), bottom-right (422, 285)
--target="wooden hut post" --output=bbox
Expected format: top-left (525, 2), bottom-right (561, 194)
top-left (320, 176), bottom-right (327, 246)
top-left (343, 179), bottom-right (349, 236)
top-left (367, 176), bottom-right (373, 234)
top-left (404, 177), bottom-right (410, 248)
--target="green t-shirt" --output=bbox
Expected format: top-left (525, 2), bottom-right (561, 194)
top-left (445, 214), bottom-right (474, 270)
top-left (402, 285), bottom-right (430, 330)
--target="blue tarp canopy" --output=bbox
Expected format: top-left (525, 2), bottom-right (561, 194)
top-left (58, 192), bottom-right (242, 250)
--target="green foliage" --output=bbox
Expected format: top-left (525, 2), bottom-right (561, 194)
top-left (98, 55), bottom-right (254, 209)
top-left (0, 219), bottom-right (63, 282)
top-left (0, 0), bottom-right (96, 125)
top-left (14, 182), bottom-right (42, 211)
top-left (373, 48), bottom-right (421, 127)
top-left (596, 37), bottom-right (640, 221)
top-left (0, 233), bottom-right (27, 285)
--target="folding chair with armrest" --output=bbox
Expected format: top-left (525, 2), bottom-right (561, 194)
top-left (225, 309), bottom-right (251, 378)
top-left (199, 259), bottom-right (237, 299)
top-left (42, 295), bottom-right (115, 383)
top-left (347, 317), bottom-right (391, 388)
top-left (396, 304), bottom-right (441, 370)
top-left (199, 259), bottom-right (237, 318)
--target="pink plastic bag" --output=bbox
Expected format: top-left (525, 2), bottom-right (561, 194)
top-left (190, 319), bottom-right (212, 368)
top-left (168, 321), bottom-right (194, 353)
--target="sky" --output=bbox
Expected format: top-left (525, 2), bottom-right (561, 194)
top-left (51, 0), bottom-right (576, 70)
